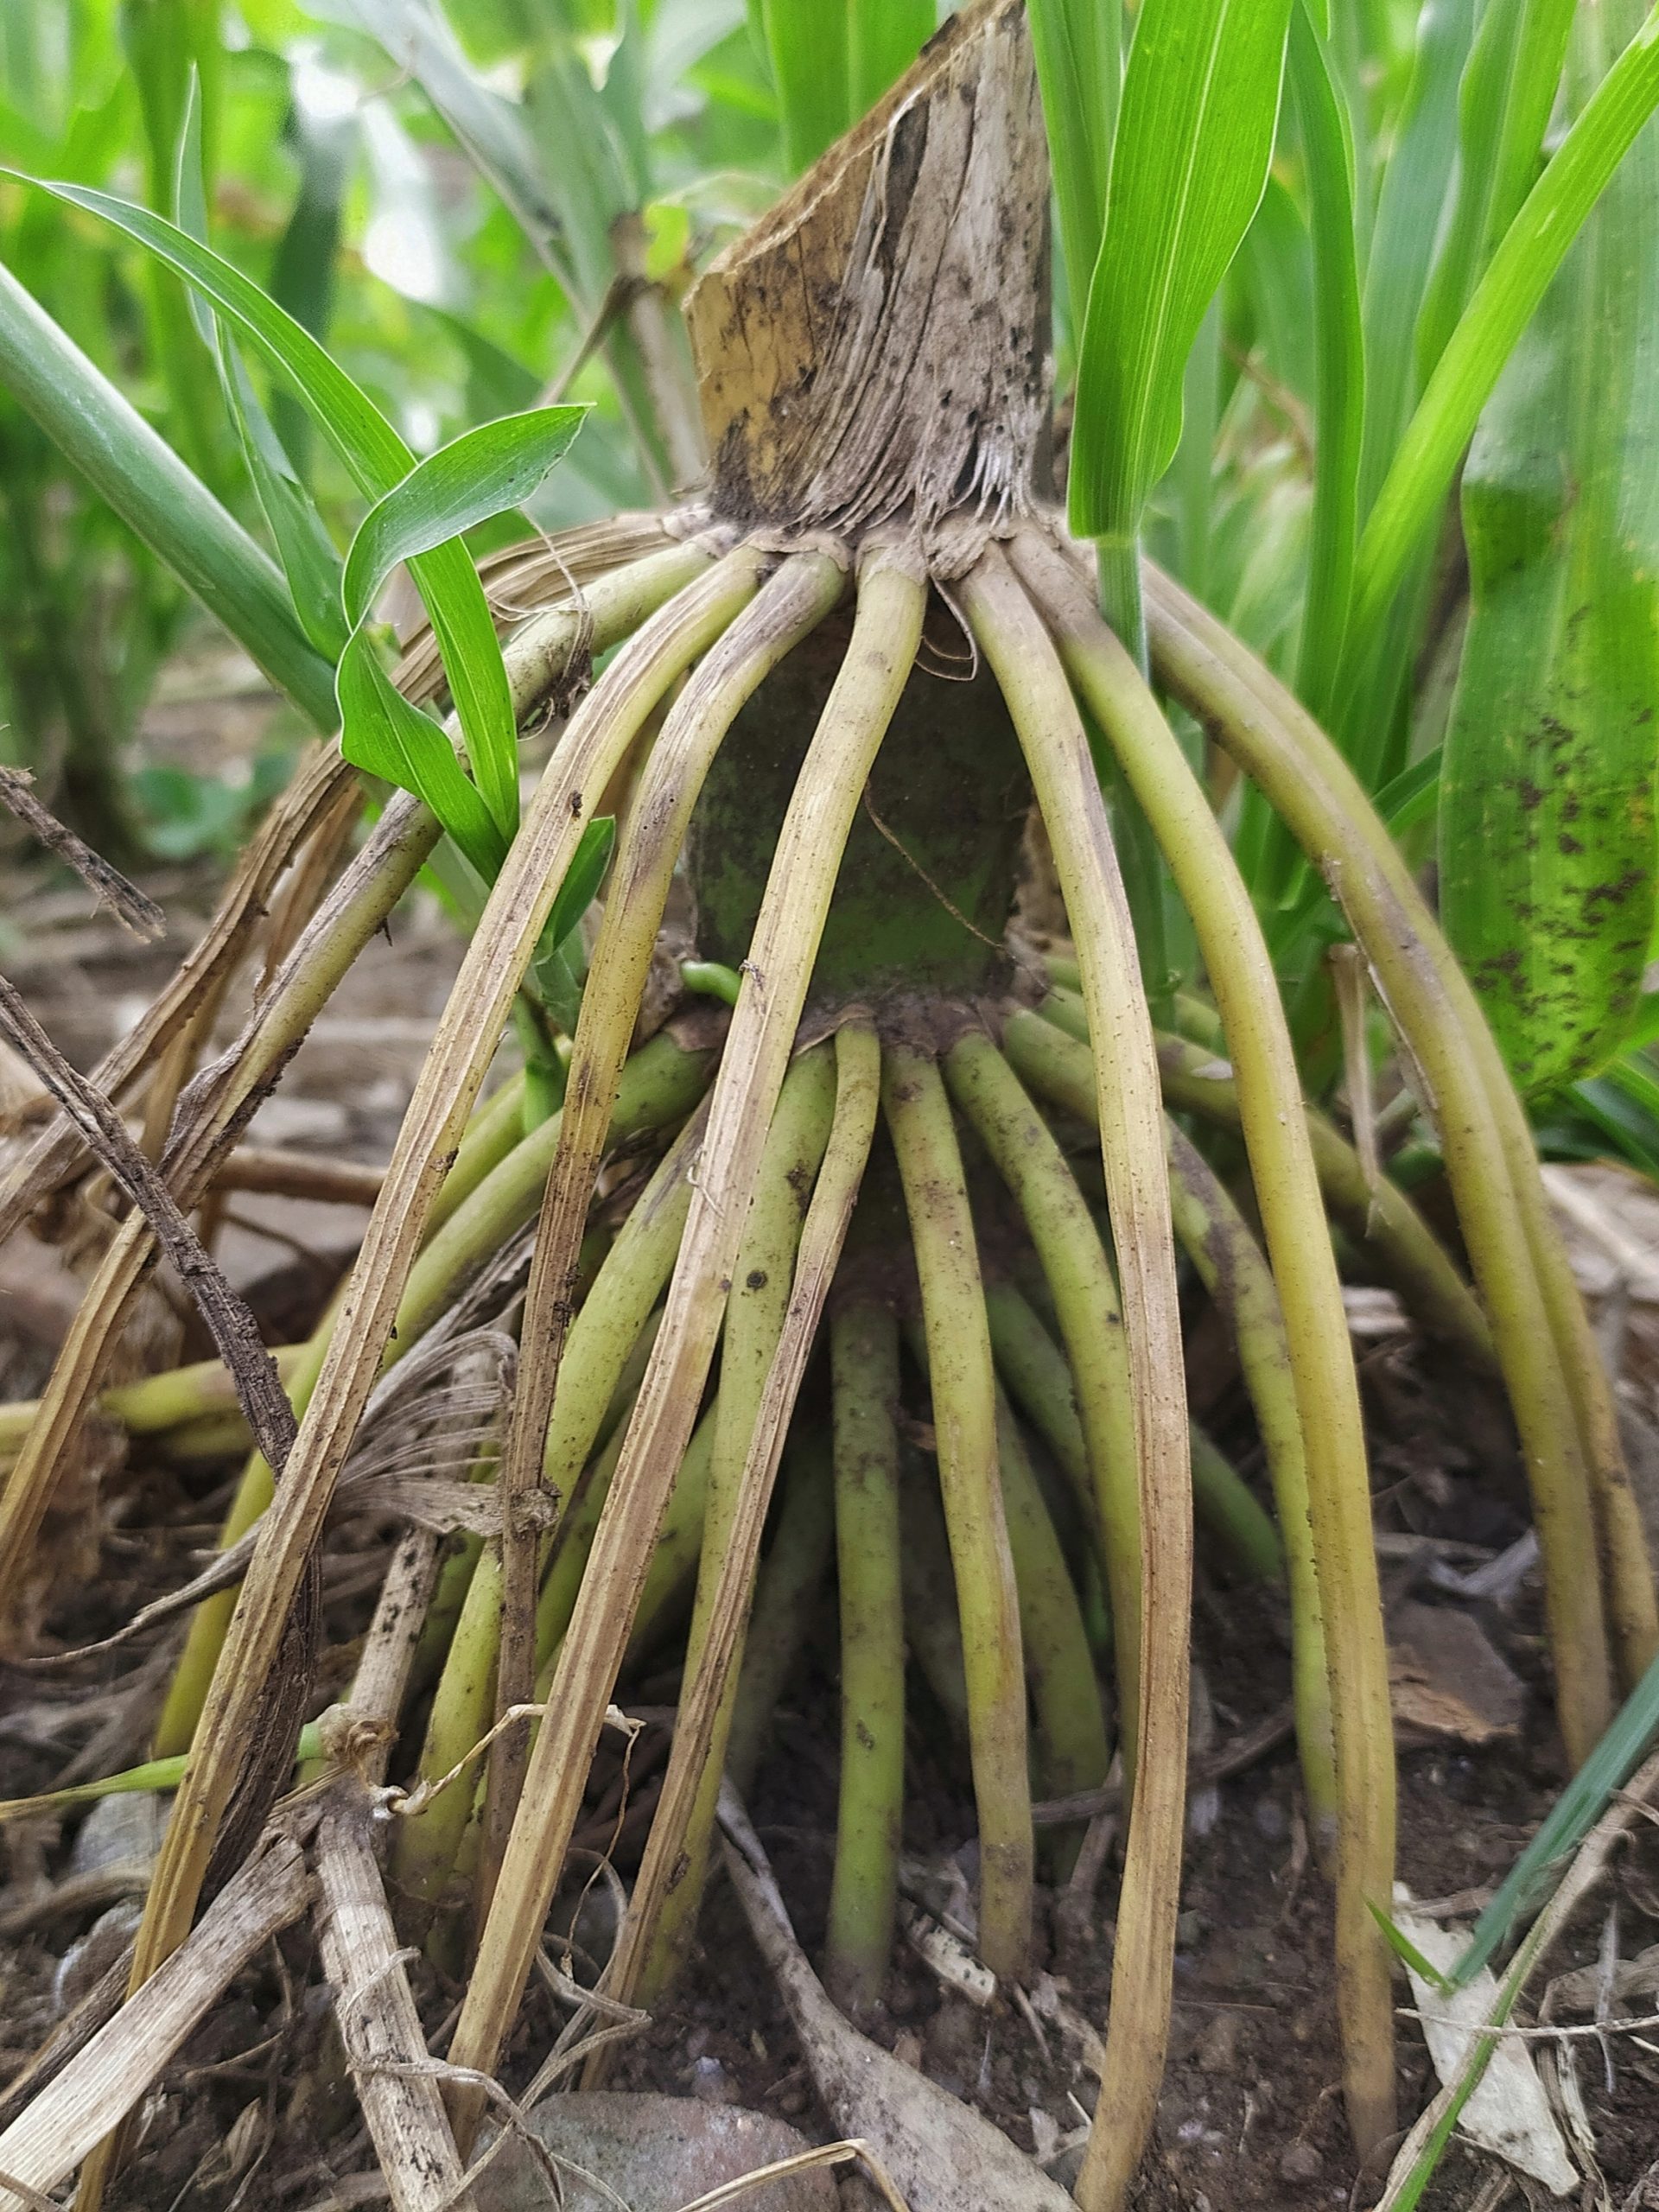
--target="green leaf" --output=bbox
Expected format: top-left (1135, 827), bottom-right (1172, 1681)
top-left (174, 78), bottom-right (348, 663)
top-left (760, 0), bottom-right (849, 175)
top-left (1414, 0), bottom-right (1575, 385)
top-left (341, 408), bottom-right (587, 636)
top-left (1355, 0), bottom-right (1476, 521)
top-left (9, 175), bottom-right (545, 850)
top-left (531, 812), bottom-right (616, 1033)
top-left (1440, 0), bottom-right (1659, 1093)
top-left (849, 0), bottom-right (932, 117)
top-left (1450, 1639), bottom-right (1659, 1991)
top-left (1366, 1900), bottom-right (1454, 1993)
top-left (0, 258), bottom-right (337, 729)
top-left (336, 642), bottom-right (505, 881)
top-left (1346, 1), bottom-right (1659, 679)
top-left (1287, 0), bottom-right (1364, 717)
top-left (338, 408), bottom-right (586, 854)
top-left (1069, 0), bottom-right (1294, 550)
top-left (1028, 0), bottom-right (1122, 334)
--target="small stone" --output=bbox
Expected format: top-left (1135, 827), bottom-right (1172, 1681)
top-left (1278, 2140), bottom-right (1322, 2183)
top-left (468, 2094), bottom-right (836, 2210)
top-left (1176, 1909), bottom-right (1205, 1948)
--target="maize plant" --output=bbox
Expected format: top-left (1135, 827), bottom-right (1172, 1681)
top-left (0, 3), bottom-right (1656, 2209)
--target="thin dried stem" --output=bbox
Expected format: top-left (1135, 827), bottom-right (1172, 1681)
top-left (106, 548), bottom-right (760, 2133)
top-left (0, 766), bottom-right (164, 938)
top-left (315, 1796), bottom-right (470, 2212)
top-left (961, 543), bottom-right (1189, 2212)
top-left (448, 553), bottom-right (922, 2130)
top-left (883, 1038), bottom-right (1033, 1981)
top-left (0, 739), bottom-right (347, 1239)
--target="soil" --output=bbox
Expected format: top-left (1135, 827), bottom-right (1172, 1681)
top-left (3, 756), bottom-right (1659, 2210)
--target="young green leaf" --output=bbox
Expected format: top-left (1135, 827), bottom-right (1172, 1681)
top-left (0, 260), bottom-right (337, 729)
top-left (1287, 0), bottom-right (1364, 718)
top-left (340, 409), bottom-right (588, 639)
top-left (1068, 0), bottom-right (1294, 552)
top-left (174, 78), bottom-right (348, 663)
top-left (1440, 0), bottom-right (1659, 1093)
top-left (1366, 1899), bottom-right (1453, 1993)
top-left (531, 812), bottom-right (617, 1034)
top-left (1027, 0), bottom-right (1122, 366)
top-left (8, 176), bottom-right (567, 846)
top-left (1414, 0), bottom-right (1574, 385)
top-left (1345, 0), bottom-right (1659, 677)
top-left (1449, 1641), bottom-right (1659, 1991)
top-left (1354, 0), bottom-right (1476, 520)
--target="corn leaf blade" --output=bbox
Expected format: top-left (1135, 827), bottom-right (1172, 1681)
top-left (1027, 0), bottom-right (1122, 333)
top-left (1069, 0), bottom-right (1294, 550)
top-left (12, 175), bottom-right (545, 846)
top-left (760, 0), bottom-right (849, 175)
top-left (1440, 0), bottom-right (1659, 1092)
top-left (339, 406), bottom-right (588, 840)
top-left (1346, 1), bottom-right (1659, 675)
top-left (1287, 0), bottom-right (1364, 716)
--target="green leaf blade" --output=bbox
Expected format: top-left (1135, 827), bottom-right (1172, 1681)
top-left (1440, 0), bottom-right (1659, 1093)
top-left (1069, 0), bottom-right (1294, 550)
top-left (1346, 1), bottom-right (1659, 676)
top-left (342, 408), bottom-right (587, 838)
top-left (1028, 0), bottom-right (1122, 352)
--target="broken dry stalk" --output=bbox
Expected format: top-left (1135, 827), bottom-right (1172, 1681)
top-left (315, 1796), bottom-right (469, 2212)
top-left (113, 546), bottom-right (761, 2087)
top-left (0, 1832), bottom-right (311, 2212)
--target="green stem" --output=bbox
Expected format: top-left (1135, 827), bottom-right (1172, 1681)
top-left (1017, 532), bottom-right (1396, 2150)
top-left (477, 557), bottom-right (841, 1892)
top-left (824, 1298), bottom-right (906, 2018)
top-left (982, 1279), bottom-right (1281, 1587)
top-left (634, 1044), bottom-right (838, 1993)
top-left (898, 1462), bottom-right (973, 1745)
top-left (1045, 982), bottom-right (1494, 1369)
top-left (1002, 1012), bottom-right (1338, 1847)
top-left (726, 1438), bottom-right (836, 1800)
top-left (963, 545), bottom-right (1190, 2206)
top-left (995, 1390), bottom-right (1113, 1813)
top-left (449, 567), bottom-right (920, 2120)
top-left (152, 1030), bottom-right (711, 1761)
top-left (883, 1039), bottom-right (1032, 1983)
top-left (1147, 563), bottom-right (1645, 1731)
top-left (943, 1031), bottom-right (1142, 1767)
